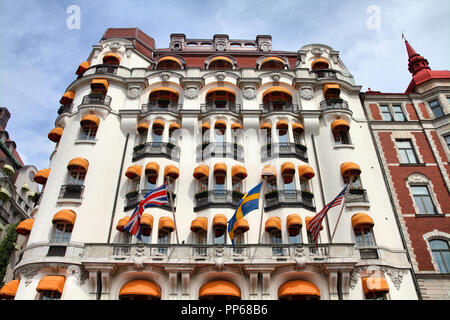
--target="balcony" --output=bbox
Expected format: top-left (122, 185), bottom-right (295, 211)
top-left (346, 188), bottom-right (370, 207)
top-left (200, 102), bottom-right (241, 114)
top-left (58, 184), bottom-right (85, 200)
top-left (82, 243), bottom-right (357, 266)
top-left (124, 189), bottom-right (176, 212)
top-left (81, 94), bottom-right (112, 107)
top-left (194, 190), bottom-right (242, 211)
top-left (197, 142), bottom-right (244, 162)
top-left (314, 69), bottom-right (337, 80)
top-left (132, 142), bottom-right (180, 162)
top-left (319, 99), bottom-right (349, 112)
top-left (141, 102), bottom-right (181, 114)
top-left (260, 103), bottom-right (300, 114)
top-left (264, 189), bottom-right (315, 211)
top-left (57, 103), bottom-right (73, 115)
top-left (260, 143), bottom-right (307, 161)
top-left (94, 64), bottom-right (118, 75)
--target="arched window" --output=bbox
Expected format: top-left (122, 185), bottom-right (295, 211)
top-left (37, 276), bottom-right (65, 300)
top-left (194, 165), bottom-right (209, 193)
top-left (281, 162), bottom-right (295, 191)
top-left (331, 119), bottom-right (351, 145)
top-left (151, 120), bottom-right (164, 143)
top-left (119, 280), bottom-right (161, 300)
top-left (213, 214), bottom-right (227, 245)
top-left (277, 120), bottom-right (289, 144)
top-left (260, 57), bottom-right (285, 70)
top-left (51, 210), bottom-right (76, 243)
top-left (102, 53), bottom-right (121, 66)
top-left (278, 280), bottom-right (320, 300)
top-left (214, 120), bottom-right (226, 144)
top-left (158, 217), bottom-right (175, 254)
top-left (149, 89), bottom-right (179, 109)
top-left (340, 162), bottom-right (362, 188)
top-left (137, 123), bottom-right (149, 145)
top-left (232, 165), bottom-right (247, 193)
top-left (206, 89), bottom-right (236, 109)
top-left (287, 214), bottom-right (302, 244)
top-left (430, 239), bottom-right (450, 273)
top-left (79, 115), bottom-right (100, 141)
top-left (263, 91), bottom-right (292, 110)
top-left (265, 217), bottom-right (282, 255)
top-left (156, 56), bottom-right (182, 70)
top-left (67, 158), bottom-right (89, 186)
top-left (199, 281), bottom-right (241, 300)
top-left (213, 163), bottom-right (227, 191)
top-left (208, 58), bottom-right (233, 70)
top-left (145, 162), bottom-right (159, 191)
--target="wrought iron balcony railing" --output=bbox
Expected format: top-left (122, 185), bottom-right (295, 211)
top-left (319, 99), bottom-right (349, 112)
top-left (314, 69), bottom-right (337, 80)
top-left (94, 64), bottom-right (118, 75)
top-left (58, 184), bottom-right (85, 200)
top-left (194, 190), bottom-right (242, 211)
top-left (124, 189), bottom-right (176, 211)
top-left (260, 103), bottom-right (300, 113)
top-left (260, 143), bottom-right (307, 161)
top-left (346, 188), bottom-right (370, 205)
top-left (81, 94), bottom-right (112, 107)
top-left (197, 142), bottom-right (244, 162)
top-left (200, 102), bottom-right (241, 114)
top-left (141, 102), bottom-right (181, 113)
top-left (264, 189), bottom-right (315, 211)
top-left (132, 142), bottom-right (180, 162)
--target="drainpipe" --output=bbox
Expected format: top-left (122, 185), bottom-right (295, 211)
top-left (359, 92), bottom-right (422, 300)
top-left (107, 133), bottom-right (129, 243)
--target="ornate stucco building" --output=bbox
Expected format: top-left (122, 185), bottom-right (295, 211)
top-left (361, 39), bottom-right (450, 300)
top-left (1, 28), bottom-right (421, 300)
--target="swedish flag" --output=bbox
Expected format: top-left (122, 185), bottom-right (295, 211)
top-left (227, 182), bottom-right (263, 245)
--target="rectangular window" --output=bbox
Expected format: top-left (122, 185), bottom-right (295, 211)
top-left (429, 99), bottom-right (444, 118)
top-left (411, 186), bottom-right (436, 214)
top-left (80, 124), bottom-right (97, 141)
top-left (393, 105), bottom-right (406, 121)
top-left (333, 130), bottom-right (350, 145)
top-left (396, 140), bottom-right (418, 164)
top-left (354, 227), bottom-right (374, 247)
top-left (52, 224), bottom-right (73, 243)
top-left (380, 105), bottom-right (393, 121)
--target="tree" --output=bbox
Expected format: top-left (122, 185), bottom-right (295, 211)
top-left (0, 223), bottom-right (18, 287)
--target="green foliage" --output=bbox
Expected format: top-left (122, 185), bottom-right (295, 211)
top-left (0, 223), bottom-right (18, 287)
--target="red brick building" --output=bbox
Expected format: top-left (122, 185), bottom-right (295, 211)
top-left (361, 39), bottom-right (450, 299)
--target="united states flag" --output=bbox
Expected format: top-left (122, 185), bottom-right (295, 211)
top-left (307, 184), bottom-right (349, 246)
top-left (124, 184), bottom-right (168, 240)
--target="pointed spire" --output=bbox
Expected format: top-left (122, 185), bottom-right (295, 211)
top-left (403, 35), bottom-right (430, 75)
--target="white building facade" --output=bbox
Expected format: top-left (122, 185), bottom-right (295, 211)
top-left (6, 28), bottom-right (419, 300)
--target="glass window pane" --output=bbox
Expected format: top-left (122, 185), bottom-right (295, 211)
top-left (422, 196), bottom-right (436, 213)
top-left (430, 239), bottom-right (449, 250)
top-left (414, 196), bottom-right (427, 214)
top-left (406, 149), bottom-right (417, 163)
top-left (411, 186), bottom-right (429, 195)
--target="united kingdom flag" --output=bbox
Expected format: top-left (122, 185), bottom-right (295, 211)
top-left (124, 184), bottom-right (169, 241)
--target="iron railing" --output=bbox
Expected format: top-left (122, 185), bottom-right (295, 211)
top-left (260, 142), bottom-right (307, 161)
top-left (194, 190), bottom-right (242, 210)
top-left (200, 102), bottom-right (241, 113)
top-left (197, 142), bottom-right (244, 161)
top-left (58, 184), bottom-right (85, 200)
top-left (264, 189), bottom-right (315, 210)
top-left (132, 142), bottom-right (180, 161)
top-left (141, 103), bottom-right (181, 113)
top-left (314, 69), bottom-right (337, 80)
top-left (320, 99), bottom-right (349, 111)
top-left (260, 103), bottom-right (300, 113)
top-left (81, 94), bottom-right (112, 107)
top-left (346, 189), bottom-right (370, 204)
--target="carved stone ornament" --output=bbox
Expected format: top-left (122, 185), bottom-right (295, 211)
top-left (109, 41), bottom-right (122, 50)
top-left (349, 266), bottom-right (407, 290)
top-left (184, 86), bottom-right (200, 99)
top-left (242, 86), bottom-right (257, 100)
top-left (311, 47), bottom-right (324, 56)
top-left (215, 72), bottom-right (227, 82)
top-left (299, 87), bottom-right (314, 100)
top-left (270, 73), bottom-right (281, 83)
top-left (127, 85), bottom-right (142, 100)
top-left (160, 72), bottom-right (171, 81)
top-left (407, 173), bottom-right (429, 185)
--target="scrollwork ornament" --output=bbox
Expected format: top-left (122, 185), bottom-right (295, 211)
top-left (242, 86), bottom-right (257, 100)
top-left (299, 86), bottom-right (314, 100)
top-left (127, 85), bottom-right (142, 100)
top-left (184, 86), bottom-right (199, 99)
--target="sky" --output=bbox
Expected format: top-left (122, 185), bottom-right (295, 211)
top-left (0, 0), bottom-right (449, 170)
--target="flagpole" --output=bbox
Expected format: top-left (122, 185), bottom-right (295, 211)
top-left (257, 177), bottom-right (267, 245)
top-left (330, 179), bottom-right (354, 243)
top-left (166, 177), bottom-right (180, 245)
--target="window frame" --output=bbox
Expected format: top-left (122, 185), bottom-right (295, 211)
top-left (395, 139), bottom-right (419, 164)
top-left (429, 239), bottom-right (450, 273)
top-left (428, 99), bottom-right (445, 118)
top-left (379, 103), bottom-right (409, 122)
top-left (410, 185), bottom-right (437, 215)
top-left (79, 122), bottom-right (98, 141)
top-left (52, 222), bottom-right (73, 243)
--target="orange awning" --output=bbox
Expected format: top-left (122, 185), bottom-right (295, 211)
top-left (137, 122), bottom-right (149, 133)
top-left (213, 214), bottom-right (228, 228)
top-left (193, 165), bottom-right (209, 180)
top-left (169, 123), bottom-right (181, 130)
top-left (278, 280), bottom-right (320, 298)
top-left (150, 87), bottom-right (179, 96)
top-left (158, 216), bottom-right (175, 233)
top-left (164, 165), bottom-right (179, 180)
top-left (286, 214), bottom-right (302, 236)
top-left (199, 281), bottom-right (241, 298)
top-left (351, 213), bottom-right (374, 228)
top-left (80, 114), bottom-right (100, 127)
top-left (90, 78), bottom-right (109, 92)
top-left (205, 87), bottom-right (236, 96)
top-left (214, 163), bottom-right (227, 174)
top-left (231, 122), bottom-right (242, 130)
top-left (234, 218), bottom-right (249, 233)
top-left (262, 86), bottom-right (292, 98)
top-left (16, 218), bottom-right (34, 236)
top-left (281, 162), bottom-right (295, 175)
top-left (141, 214), bottom-right (154, 229)
top-left (209, 56), bottom-right (234, 65)
top-left (276, 120), bottom-right (289, 129)
top-left (259, 122), bottom-right (272, 130)
top-left (103, 52), bottom-right (121, 64)
top-left (59, 91), bottom-right (75, 105)
top-left (125, 165), bottom-right (142, 179)
top-left (261, 165), bottom-right (276, 178)
top-left (311, 58), bottom-right (329, 70)
top-left (340, 162), bottom-right (361, 177)
top-left (265, 216), bottom-right (281, 232)
top-left (34, 168), bottom-right (50, 185)
top-left (116, 217), bottom-right (130, 232)
top-left (292, 123), bottom-right (304, 132)
top-left (306, 216), bottom-right (323, 231)
top-left (52, 209), bottom-right (76, 225)
top-left (201, 122), bottom-right (211, 131)
top-left (158, 56), bottom-right (182, 66)
top-left (145, 162), bottom-right (159, 175)
top-left (323, 83), bottom-right (340, 98)
top-left (331, 119), bottom-right (350, 132)
top-left (215, 120), bottom-right (227, 129)
top-left (261, 56), bottom-right (285, 65)
top-left (119, 280), bottom-right (161, 298)
top-left (298, 165), bottom-right (315, 180)
top-left (67, 157), bottom-right (89, 172)
top-left (232, 165), bottom-right (247, 180)
top-left (0, 279), bottom-right (20, 299)
top-left (48, 127), bottom-right (64, 143)
top-left (36, 276), bottom-right (65, 294)
top-left (362, 277), bottom-right (389, 295)
top-left (76, 61), bottom-right (90, 75)
top-left (152, 119), bottom-right (165, 129)
top-left (190, 217), bottom-right (208, 232)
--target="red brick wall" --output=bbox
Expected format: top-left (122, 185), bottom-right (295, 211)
top-left (377, 132), bottom-right (398, 162)
top-left (405, 103), bottom-right (419, 120)
top-left (369, 104), bottom-right (382, 120)
top-left (418, 102), bottom-right (431, 119)
top-left (412, 132), bottom-right (435, 163)
top-left (430, 131), bottom-right (450, 162)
